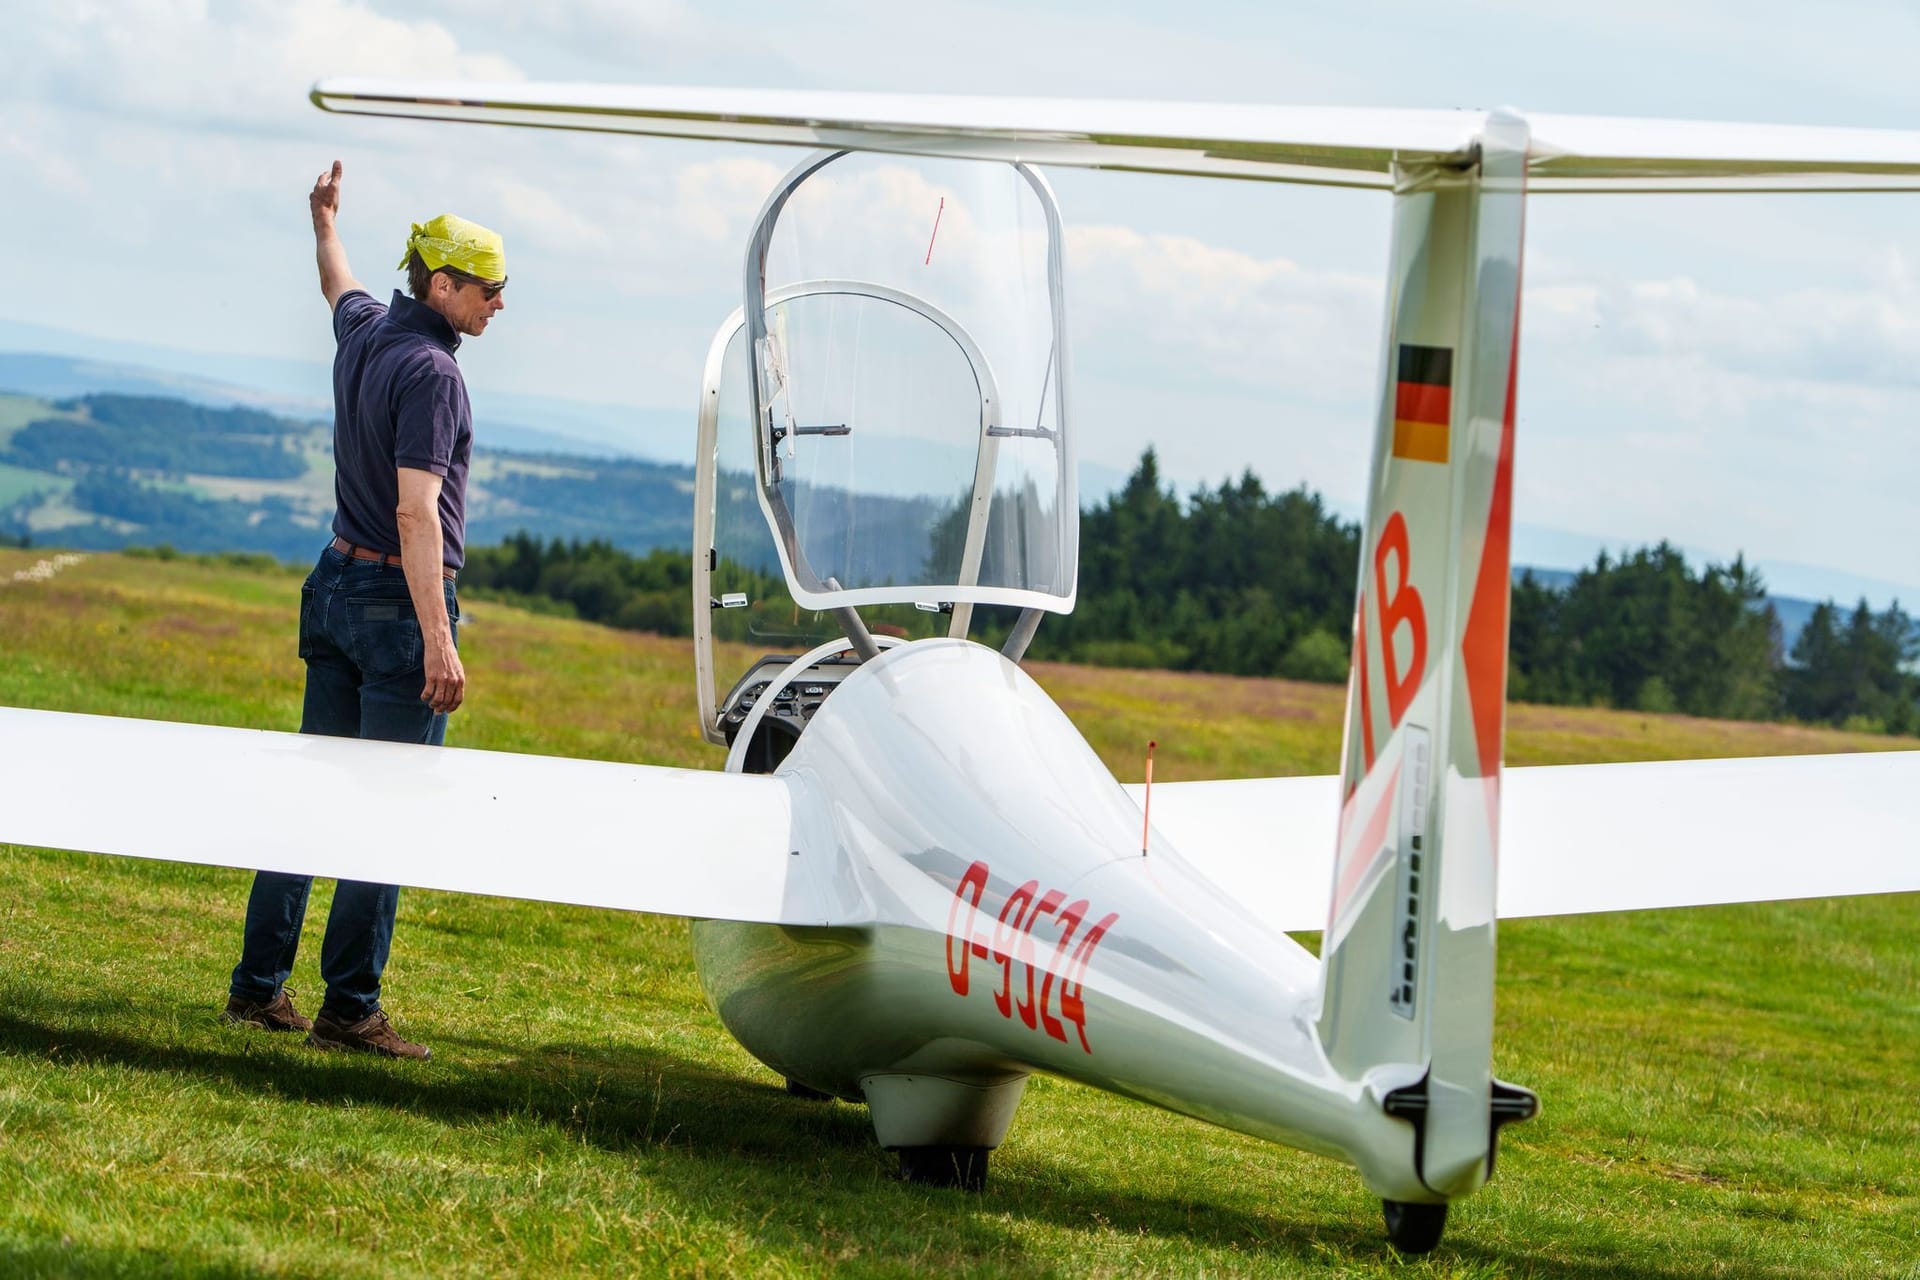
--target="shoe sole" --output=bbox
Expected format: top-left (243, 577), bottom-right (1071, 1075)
top-left (221, 1011), bottom-right (311, 1033)
top-left (306, 1030), bottom-right (430, 1060)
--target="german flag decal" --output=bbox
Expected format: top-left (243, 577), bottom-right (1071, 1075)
top-left (1393, 344), bottom-right (1452, 464)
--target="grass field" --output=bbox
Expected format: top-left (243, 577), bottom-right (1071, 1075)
top-left (1, 550), bottom-right (1915, 1278)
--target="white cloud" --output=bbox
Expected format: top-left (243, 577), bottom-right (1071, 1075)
top-left (1520, 261), bottom-right (1920, 445)
top-left (672, 158), bottom-right (787, 245)
top-left (490, 178), bottom-right (614, 255)
top-left (1513, 257), bottom-right (1920, 588)
top-left (1067, 225), bottom-right (1383, 403)
top-left (0, 0), bottom-right (521, 128)
top-left (415, 0), bottom-right (743, 68)
top-left (1615, 276), bottom-right (1920, 389)
top-left (701, 0), bottom-right (1361, 103)
top-left (0, 107), bottom-right (91, 198)
top-left (1047, 211), bottom-right (1920, 590)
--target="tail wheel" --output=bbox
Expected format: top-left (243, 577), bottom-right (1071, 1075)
top-left (1382, 1199), bottom-right (1447, 1254)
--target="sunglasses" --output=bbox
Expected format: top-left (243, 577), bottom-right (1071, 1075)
top-left (440, 267), bottom-right (508, 301)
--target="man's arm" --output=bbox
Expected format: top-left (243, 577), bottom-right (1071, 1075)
top-left (311, 160), bottom-right (365, 310)
top-left (395, 466), bottom-right (464, 714)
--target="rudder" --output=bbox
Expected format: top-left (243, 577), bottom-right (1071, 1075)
top-left (1316, 112), bottom-right (1537, 1202)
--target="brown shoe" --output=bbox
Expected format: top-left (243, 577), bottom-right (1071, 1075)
top-left (223, 986), bottom-right (313, 1032)
top-left (307, 1008), bottom-right (431, 1060)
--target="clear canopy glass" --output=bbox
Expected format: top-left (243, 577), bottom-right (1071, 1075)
top-left (703, 322), bottom-right (954, 725)
top-left (744, 151), bottom-right (1076, 614)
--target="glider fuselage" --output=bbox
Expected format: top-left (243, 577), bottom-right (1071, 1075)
top-left (690, 639), bottom-right (1427, 1196)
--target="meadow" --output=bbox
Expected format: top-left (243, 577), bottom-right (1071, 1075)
top-left (0, 549), bottom-right (1914, 1278)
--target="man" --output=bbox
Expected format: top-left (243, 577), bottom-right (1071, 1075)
top-left (223, 160), bottom-right (507, 1059)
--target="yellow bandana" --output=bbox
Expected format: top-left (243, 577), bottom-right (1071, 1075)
top-left (398, 213), bottom-right (506, 281)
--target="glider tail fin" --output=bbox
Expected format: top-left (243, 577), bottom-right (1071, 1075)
top-left (1315, 113), bottom-right (1537, 1201)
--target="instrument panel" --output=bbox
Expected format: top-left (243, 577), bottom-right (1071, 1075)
top-left (718, 651), bottom-right (866, 770)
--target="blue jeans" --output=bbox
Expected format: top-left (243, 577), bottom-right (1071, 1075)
top-left (230, 545), bottom-right (458, 1023)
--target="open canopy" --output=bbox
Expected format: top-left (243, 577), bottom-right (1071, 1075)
top-left (737, 150), bottom-right (1075, 616)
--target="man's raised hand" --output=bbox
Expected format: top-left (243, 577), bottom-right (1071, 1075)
top-left (310, 160), bottom-right (362, 308)
top-left (310, 160), bottom-right (344, 229)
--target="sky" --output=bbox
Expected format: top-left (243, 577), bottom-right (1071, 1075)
top-left (4, 1), bottom-right (1920, 603)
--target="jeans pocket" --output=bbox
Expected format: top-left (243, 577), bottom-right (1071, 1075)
top-left (296, 580), bottom-right (319, 660)
top-left (345, 594), bottom-right (423, 679)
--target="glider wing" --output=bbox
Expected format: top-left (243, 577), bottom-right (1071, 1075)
top-left (312, 80), bottom-right (1920, 192)
top-left (0, 707), bottom-right (822, 925)
top-left (1135, 751), bottom-right (1920, 931)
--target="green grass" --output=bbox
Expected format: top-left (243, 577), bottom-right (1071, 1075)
top-left (1, 551), bottom-right (1916, 1278)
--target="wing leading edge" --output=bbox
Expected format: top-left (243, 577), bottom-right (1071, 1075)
top-left (1133, 751), bottom-right (1920, 932)
top-left (0, 707), bottom-right (822, 925)
top-left (312, 80), bottom-right (1920, 193)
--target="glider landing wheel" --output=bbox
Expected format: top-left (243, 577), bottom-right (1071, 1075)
top-left (1382, 1199), bottom-right (1447, 1254)
top-left (897, 1145), bottom-right (989, 1192)
top-left (784, 1078), bottom-right (832, 1101)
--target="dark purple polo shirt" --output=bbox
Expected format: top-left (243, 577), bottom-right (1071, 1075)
top-left (329, 290), bottom-right (472, 570)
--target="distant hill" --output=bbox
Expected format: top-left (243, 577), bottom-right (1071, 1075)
top-left (0, 348), bottom-right (683, 461)
top-left (0, 390), bottom-right (940, 583)
top-left (0, 351), bottom-right (292, 410)
top-left (0, 334), bottom-right (1131, 500)
top-left (0, 389), bottom-right (704, 564)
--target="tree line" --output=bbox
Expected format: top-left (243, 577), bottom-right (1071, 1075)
top-left (459, 531), bottom-right (702, 636)
top-left (1006, 450), bottom-right (1359, 681)
top-left (451, 450), bottom-right (1916, 733)
top-left (1512, 546), bottom-right (1916, 731)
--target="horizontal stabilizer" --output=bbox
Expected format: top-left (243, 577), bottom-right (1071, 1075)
top-left (0, 708), bottom-right (818, 925)
top-left (313, 80), bottom-right (1920, 192)
top-left (1132, 751), bottom-right (1920, 931)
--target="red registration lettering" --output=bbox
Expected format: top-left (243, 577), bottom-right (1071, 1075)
top-left (942, 863), bottom-right (1117, 1054)
top-left (1058, 911), bottom-right (1119, 1053)
top-left (945, 860), bottom-right (990, 995)
top-left (1037, 899), bottom-right (1086, 1043)
top-left (1374, 510), bottom-right (1427, 727)
top-left (990, 880), bottom-right (1038, 1018)
top-left (1014, 890), bottom-right (1064, 1030)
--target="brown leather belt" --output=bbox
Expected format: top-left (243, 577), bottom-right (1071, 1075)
top-left (331, 536), bottom-right (456, 581)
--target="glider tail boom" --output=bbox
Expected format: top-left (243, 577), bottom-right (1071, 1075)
top-left (1315, 113), bottom-right (1537, 1203)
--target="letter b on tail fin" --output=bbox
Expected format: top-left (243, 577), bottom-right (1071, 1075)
top-left (1318, 113), bottom-right (1533, 1201)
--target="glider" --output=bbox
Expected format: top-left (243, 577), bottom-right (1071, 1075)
top-left (6, 84), bottom-right (1920, 1253)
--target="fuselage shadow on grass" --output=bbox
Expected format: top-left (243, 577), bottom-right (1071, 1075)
top-left (0, 993), bottom-right (1791, 1279)
top-left (0, 993), bottom-right (869, 1161)
top-left (0, 993), bottom-right (1362, 1268)
top-left (0, 1241), bottom-right (274, 1280)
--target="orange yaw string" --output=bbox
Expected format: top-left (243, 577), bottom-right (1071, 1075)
top-left (1141, 739), bottom-right (1157, 857)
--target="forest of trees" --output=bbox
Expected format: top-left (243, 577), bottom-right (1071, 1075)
top-left (1775, 599), bottom-right (1918, 732)
top-left (379, 451), bottom-right (1920, 734)
top-left (1012, 451), bottom-right (1359, 680)
top-left (1511, 547), bottom-right (1918, 731)
top-left (459, 532), bottom-right (703, 636)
